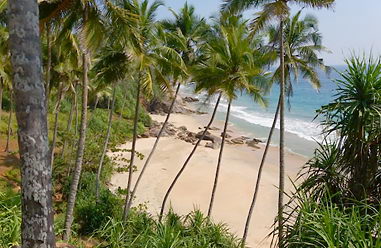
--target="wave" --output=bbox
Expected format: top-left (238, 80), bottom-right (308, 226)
top-left (218, 102), bottom-right (324, 142)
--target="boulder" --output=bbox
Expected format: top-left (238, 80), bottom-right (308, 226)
top-left (148, 96), bottom-right (189, 115)
top-left (183, 96), bottom-right (199, 102)
top-left (205, 142), bottom-right (219, 149)
top-left (196, 130), bottom-right (221, 148)
top-left (231, 137), bottom-right (245, 144)
top-left (246, 140), bottom-right (261, 149)
top-left (221, 132), bottom-right (232, 138)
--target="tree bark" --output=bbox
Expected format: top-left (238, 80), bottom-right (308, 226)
top-left (123, 80), bottom-right (141, 221)
top-left (96, 82), bottom-right (117, 202)
top-left (207, 98), bottom-right (231, 218)
top-left (63, 5), bottom-right (89, 240)
top-left (45, 23), bottom-right (52, 111)
top-left (7, 0), bottom-right (56, 246)
top-left (278, 19), bottom-right (286, 248)
top-left (241, 96), bottom-right (281, 247)
top-left (124, 83), bottom-right (181, 218)
top-left (5, 92), bottom-right (12, 152)
top-left (159, 93), bottom-right (222, 222)
top-left (0, 78), bottom-right (3, 118)
top-left (61, 96), bottom-right (75, 158)
top-left (50, 82), bottom-right (64, 168)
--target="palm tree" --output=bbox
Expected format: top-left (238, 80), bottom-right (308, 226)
top-left (7, 0), bottom-right (55, 246)
top-left (159, 13), bottom-right (270, 221)
top-left (241, 11), bottom-right (331, 246)
top-left (40, 0), bottom-right (106, 240)
top-left (222, 1), bottom-right (334, 245)
top-left (193, 13), bottom-right (269, 218)
top-left (4, 89), bottom-right (12, 152)
top-left (123, 2), bottom-right (204, 217)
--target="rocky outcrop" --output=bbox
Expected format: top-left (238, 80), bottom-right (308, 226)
top-left (246, 138), bottom-right (263, 149)
top-left (196, 131), bottom-right (222, 149)
top-left (147, 96), bottom-right (189, 115)
top-left (183, 96), bottom-right (199, 103)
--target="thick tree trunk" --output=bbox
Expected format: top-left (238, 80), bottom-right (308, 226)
top-left (123, 80), bottom-right (141, 221)
top-left (159, 93), bottom-right (222, 222)
top-left (61, 96), bottom-right (75, 158)
top-left (63, 5), bottom-right (89, 240)
top-left (50, 82), bottom-right (64, 168)
top-left (207, 99), bottom-right (231, 218)
top-left (45, 23), bottom-right (52, 110)
top-left (241, 96), bottom-right (281, 247)
top-left (278, 19), bottom-right (286, 248)
top-left (124, 83), bottom-right (181, 218)
top-left (96, 83), bottom-right (116, 202)
top-left (5, 93), bottom-right (12, 152)
top-left (7, 0), bottom-right (56, 246)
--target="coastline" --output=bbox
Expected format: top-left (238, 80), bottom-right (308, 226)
top-left (109, 104), bottom-right (308, 247)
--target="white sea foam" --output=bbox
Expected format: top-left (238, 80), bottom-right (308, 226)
top-left (218, 102), bottom-right (324, 142)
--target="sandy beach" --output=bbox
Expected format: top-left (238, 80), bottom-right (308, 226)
top-left (109, 111), bottom-right (308, 248)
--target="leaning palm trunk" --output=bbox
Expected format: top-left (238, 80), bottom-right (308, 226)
top-left (63, 5), bottom-right (89, 240)
top-left (95, 83), bottom-right (117, 202)
top-left (124, 83), bottom-right (181, 218)
top-left (61, 96), bottom-right (75, 158)
top-left (5, 93), bottom-right (12, 152)
top-left (278, 19), bottom-right (286, 248)
top-left (207, 99), bottom-right (231, 218)
top-left (159, 93), bottom-right (222, 222)
top-left (50, 82), bottom-right (64, 168)
top-left (241, 96), bottom-right (281, 247)
top-left (8, 0), bottom-right (56, 246)
top-left (123, 80), bottom-right (141, 221)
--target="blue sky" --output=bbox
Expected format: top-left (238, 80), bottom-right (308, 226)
top-left (156, 0), bottom-right (381, 65)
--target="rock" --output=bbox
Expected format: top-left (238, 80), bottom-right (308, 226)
top-left (148, 121), bottom-right (177, 137)
top-left (206, 126), bottom-right (220, 131)
top-left (231, 137), bottom-right (245, 144)
top-left (245, 138), bottom-right (263, 145)
top-left (247, 140), bottom-right (261, 149)
top-left (195, 131), bottom-right (221, 148)
top-left (221, 132), bottom-right (232, 138)
top-left (140, 132), bottom-right (150, 138)
top-left (183, 96), bottom-right (199, 102)
top-left (178, 126), bottom-right (187, 131)
top-left (148, 96), bottom-right (189, 115)
top-left (205, 142), bottom-right (219, 149)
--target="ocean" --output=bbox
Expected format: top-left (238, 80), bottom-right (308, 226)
top-left (184, 66), bottom-right (346, 157)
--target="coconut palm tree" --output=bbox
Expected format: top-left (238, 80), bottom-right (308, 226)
top-left (159, 13), bottom-right (271, 221)
top-left (192, 13), bottom-right (269, 218)
top-left (241, 11), bottom-right (331, 246)
top-left (123, 2), bottom-right (205, 217)
top-left (8, 0), bottom-right (55, 246)
top-left (222, 1), bottom-right (334, 245)
top-left (39, 0), bottom-right (106, 240)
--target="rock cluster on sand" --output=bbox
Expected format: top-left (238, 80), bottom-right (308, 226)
top-left (141, 121), bottom-right (263, 150)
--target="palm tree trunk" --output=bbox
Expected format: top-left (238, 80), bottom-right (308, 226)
top-left (63, 5), bottom-right (89, 241)
top-left (5, 92), bottom-right (12, 152)
top-left (0, 78), bottom-right (3, 118)
top-left (124, 83), bottom-right (181, 218)
top-left (119, 90), bottom-right (127, 120)
top-left (159, 93), bottom-right (222, 222)
top-left (241, 96), bottom-right (281, 247)
top-left (8, 0), bottom-right (56, 246)
top-left (50, 82), bottom-right (64, 168)
top-left (61, 96), bottom-right (75, 158)
top-left (45, 23), bottom-right (52, 110)
top-left (96, 83), bottom-right (117, 202)
top-left (123, 80), bottom-right (141, 221)
top-left (278, 19), bottom-right (286, 248)
top-left (207, 98), bottom-right (231, 218)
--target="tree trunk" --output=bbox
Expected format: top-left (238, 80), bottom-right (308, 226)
top-left (123, 80), bottom-right (141, 221)
top-left (278, 19), bottom-right (286, 248)
top-left (207, 99), bottom-right (231, 218)
top-left (7, 0), bottom-right (56, 246)
top-left (5, 92), bottom-right (12, 152)
top-left (61, 96), bottom-right (75, 158)
top-left (159, 93), bottom-right (222, 222)
top-left (124, 83), bottom-right (181, 218)
top-left (0, 78), bottom-right (3, 118)
top-left (50, 82), bottom-right (64, 168)
top-left (45, 23), bottom-right (52, 111)
top-left (119, 90), bottom-right (127, 120)
top-left (63, 5), bottom-right (89, 241)
top-left (96, 83), bottom-right (117, 202)
top-left (241, 96), bottom-right (281, 247)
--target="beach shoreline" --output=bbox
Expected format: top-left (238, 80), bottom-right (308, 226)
top-left (109, 102), bottom-right (309, 248)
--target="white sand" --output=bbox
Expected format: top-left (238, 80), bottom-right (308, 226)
top-left (109, 113), bottom-right (307, 248)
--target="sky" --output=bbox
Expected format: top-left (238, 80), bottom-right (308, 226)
top-left (156, 0), bottom-right (381, 66)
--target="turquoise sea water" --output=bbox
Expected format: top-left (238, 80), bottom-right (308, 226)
top-left (184, 66), bottom-right (346, 157)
